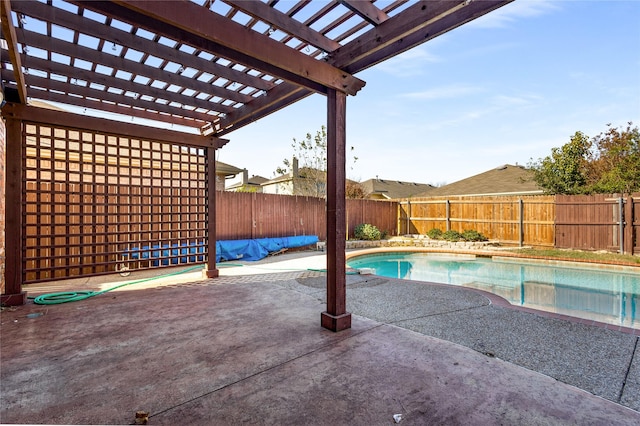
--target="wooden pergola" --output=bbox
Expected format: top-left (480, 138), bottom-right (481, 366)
top-left (1, 0), bottom-right (511, 331)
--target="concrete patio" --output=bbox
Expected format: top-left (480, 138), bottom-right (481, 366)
top-left (1, 251), bottom-right (639, 425)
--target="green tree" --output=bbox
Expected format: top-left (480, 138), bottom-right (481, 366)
top-left (588, 123), bottom-right (640, 194)
top-left (529, 123), bottom-right (640, 195)
top-left (276, 126), bottom-right (363, 198)
top-left (528, 131), bottom-right (592, 194)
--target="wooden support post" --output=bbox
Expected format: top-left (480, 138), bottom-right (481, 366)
top-left (205, 147), bottom-right (219, 278)
top-left (321, 89), bottom-right (351, 332)
top-left (1, 116), bottom-right (26, 305)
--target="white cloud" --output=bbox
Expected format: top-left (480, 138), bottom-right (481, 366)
top-left (491, 93), bottom-right (541, 107)
top-left (399, 84), bottom-right (484, 100)
top-left (376, 46), bottom-right (442, 77)
top-left (469, 0), bottom-right (561, 29)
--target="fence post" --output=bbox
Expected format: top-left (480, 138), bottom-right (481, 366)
top-left (619, 197), bottom-right (624, 254)
top-left (446, 199), bottom-right (450, 231)
top-left (519, 198), bottom-right (524, 247)
top-left (624, 195), bottom-right (633, 254)
top-left (251, 192), bottom-right (256, 240)
top-left (406, 199), bottom-right (411, 235)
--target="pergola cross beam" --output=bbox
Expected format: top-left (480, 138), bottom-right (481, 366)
top-left (0, 0), bottom-right (27, 103)
top-left (338, 0), bottom-right (389, 26)
top-left (84, 0), bottom-right (366, 96)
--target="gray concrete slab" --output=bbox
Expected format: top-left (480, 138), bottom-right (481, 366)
top-left (153, 324), bottom-right (640, 426)
top-left (1, 281), bottom-right (377, 425)
top-left (397, 305), bottom-right (637, 404)
top-left (291, 273), bottom-right (640, 412)
top-left (3, 251), bottom-right (639, 424)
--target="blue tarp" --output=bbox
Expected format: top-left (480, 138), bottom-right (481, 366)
top-left (216, 235), bottom-right (319, 262)
top-left (121, 241), bottom-right (206, 266)
top-left (121, 236), bottom-right (319, 265)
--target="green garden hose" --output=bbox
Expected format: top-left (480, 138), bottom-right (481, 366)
top-left (307, 268), bottom-right (360, 275)
top-left (33, 265), bottom-right (203, 305)
top-left (32, 263), bottom-right (358, 305)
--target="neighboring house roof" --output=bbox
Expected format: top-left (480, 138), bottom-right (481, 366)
top-left (361, 178), bottom-right (435, 200)
top-left (216, 161), bottom-right (243, 177)
top-left (422, 164), bottom-right (543, 197)
top-left (262, 166), bottom-right (323, 185)
top-left (263, 173), bottom-right (294, 185)
top-left (264, 168), bottom-right (365, 186)
top-left (244, 175), bottom-right (269, 186)
top-left (227, 174), bottom-right (268, 191)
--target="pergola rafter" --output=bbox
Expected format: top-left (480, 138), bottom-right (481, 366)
top-left (0, 0), bottom-right (27, 103)
top-left (1, 0), bottom-right (511, 135)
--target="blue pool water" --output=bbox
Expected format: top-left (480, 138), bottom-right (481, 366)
top-left (347, 252), bottom-right (639, 328)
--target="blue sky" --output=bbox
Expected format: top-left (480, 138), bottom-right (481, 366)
top-left (220, 0), bottom-right (640, 186)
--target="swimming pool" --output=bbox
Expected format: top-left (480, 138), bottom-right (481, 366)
top-left (347, 252), bottom-right (639, 329)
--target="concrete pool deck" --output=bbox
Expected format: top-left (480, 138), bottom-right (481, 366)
top-left (1, 250), bottom-right (639, 424)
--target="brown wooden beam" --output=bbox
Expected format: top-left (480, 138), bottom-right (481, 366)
top-left (1, 70), bottom-right (221, 124)
top-left (20, 30), bottom-right (256, 105)
top-left (0, 0), bottom-right (27, 103)
top-left (332, 0), bottom-right (469, 68)
top-left (338, 0), bottom-right (389, 26)
top-left (321, 88), bottom-right (351, 332)
top-left (224, 0), bottom-right (340, 53)
top-left (342, 0), bottom-right (514, 73)
top-left (22, 89), bottom-right (206, 129)
top-left (21, 55), bottom-right (238, 115)
top-left (216, 87), bottom-right (312, 137)
top-left (17, 0), bottom-right (275, 92)
top-left (215, 82), bottom-right (307, 134)
top-left (105, 0), bottom-right (365, 95)
top-left (1, 103), bottom-right (228, 149)
top-left (215, 1), bottom-right (512, 135)
top-left (0, 116), bottom-right (26, 305)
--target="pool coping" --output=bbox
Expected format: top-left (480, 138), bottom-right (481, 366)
top-left (346, 247), bottom-right (640, 336)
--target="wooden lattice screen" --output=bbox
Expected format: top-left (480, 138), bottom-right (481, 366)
top-left (23, 122), bottom-right (207, 283)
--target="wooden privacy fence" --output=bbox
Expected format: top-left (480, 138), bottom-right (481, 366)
top-left (399, 194), bottom-right (640, 254)
top-left (398, 196), bottom-right (556, 247)
top-left (555, 194), bottom-right (639, 254)
top-left (216, 191), bottom-right (397, 242)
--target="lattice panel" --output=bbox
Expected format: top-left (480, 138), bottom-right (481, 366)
top-left (23, 123), bottom-right (207, 283)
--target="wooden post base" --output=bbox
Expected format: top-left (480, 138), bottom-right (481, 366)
top-left (321, 311), bottom-right (352, 332)
top-left (1, 292), bottom-right (27, 307)
top-left (204, 268), bottom-right (219, 278)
